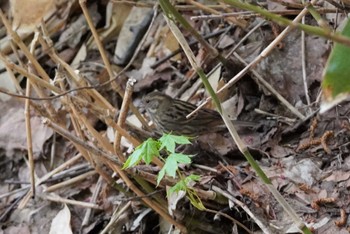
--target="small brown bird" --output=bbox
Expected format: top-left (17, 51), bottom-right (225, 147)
top-left (142, 91), bottom-right (253, 136)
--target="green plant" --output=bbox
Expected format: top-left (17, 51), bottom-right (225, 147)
top-left (123, 133), bottom-right (204, 209)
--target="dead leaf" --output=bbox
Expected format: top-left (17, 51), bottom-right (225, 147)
top-left (10, 0), bottom-right (56, 34)
top-left (49, 204), bottom-right (72, 234)
top-left (167, 186), bottom-right (186, 216)
top-left (0, 99), bottom-right (53, 158)
top-left (324, 171), bottom-right (350, 182)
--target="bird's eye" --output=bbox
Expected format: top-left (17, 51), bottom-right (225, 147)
top-left (145, 100), bottom-right (150, 104)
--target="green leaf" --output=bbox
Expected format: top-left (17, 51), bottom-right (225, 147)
top-left (122, 147), bottom-right (143, 169)
top-left (122, 138), bottom-right (159, 169)
top-left (167, 174), bottom-right (200, 195)
top-left (187, 187), bottom-right (206, 210)
top-left (156, 153), bottom-right (192, 185)
top-left (157, 166), bottom-right (166, 185)
top-left (321, 18), bottom-right (350, 113)
top-left (169, 153), bottom-right (192, 164)
top-left (142, 138), bottom-right (160, 164)
top-left (185, 174), bottom-right (201, 183)
top-left (168, 180), bottom-right (186, 195)
top-left (157, 155), bottom-right (177, 186)
top-left (159, 133), bottom-right (191, 153)
top-left (166, 175), bottom-right (204, 210)
top-left (166, 175), bottom-right (205, 209)
top-left (164, 155), bottom-right (178, 178)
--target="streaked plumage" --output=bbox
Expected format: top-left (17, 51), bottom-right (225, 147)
top-left (142, 91), bottom-right (226, 136)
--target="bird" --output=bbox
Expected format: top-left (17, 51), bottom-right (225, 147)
top-left (142, 91), bottom-right (254, 136)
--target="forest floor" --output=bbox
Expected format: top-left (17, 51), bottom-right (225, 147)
top-left (0, 1), bottom-right (350, 234)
